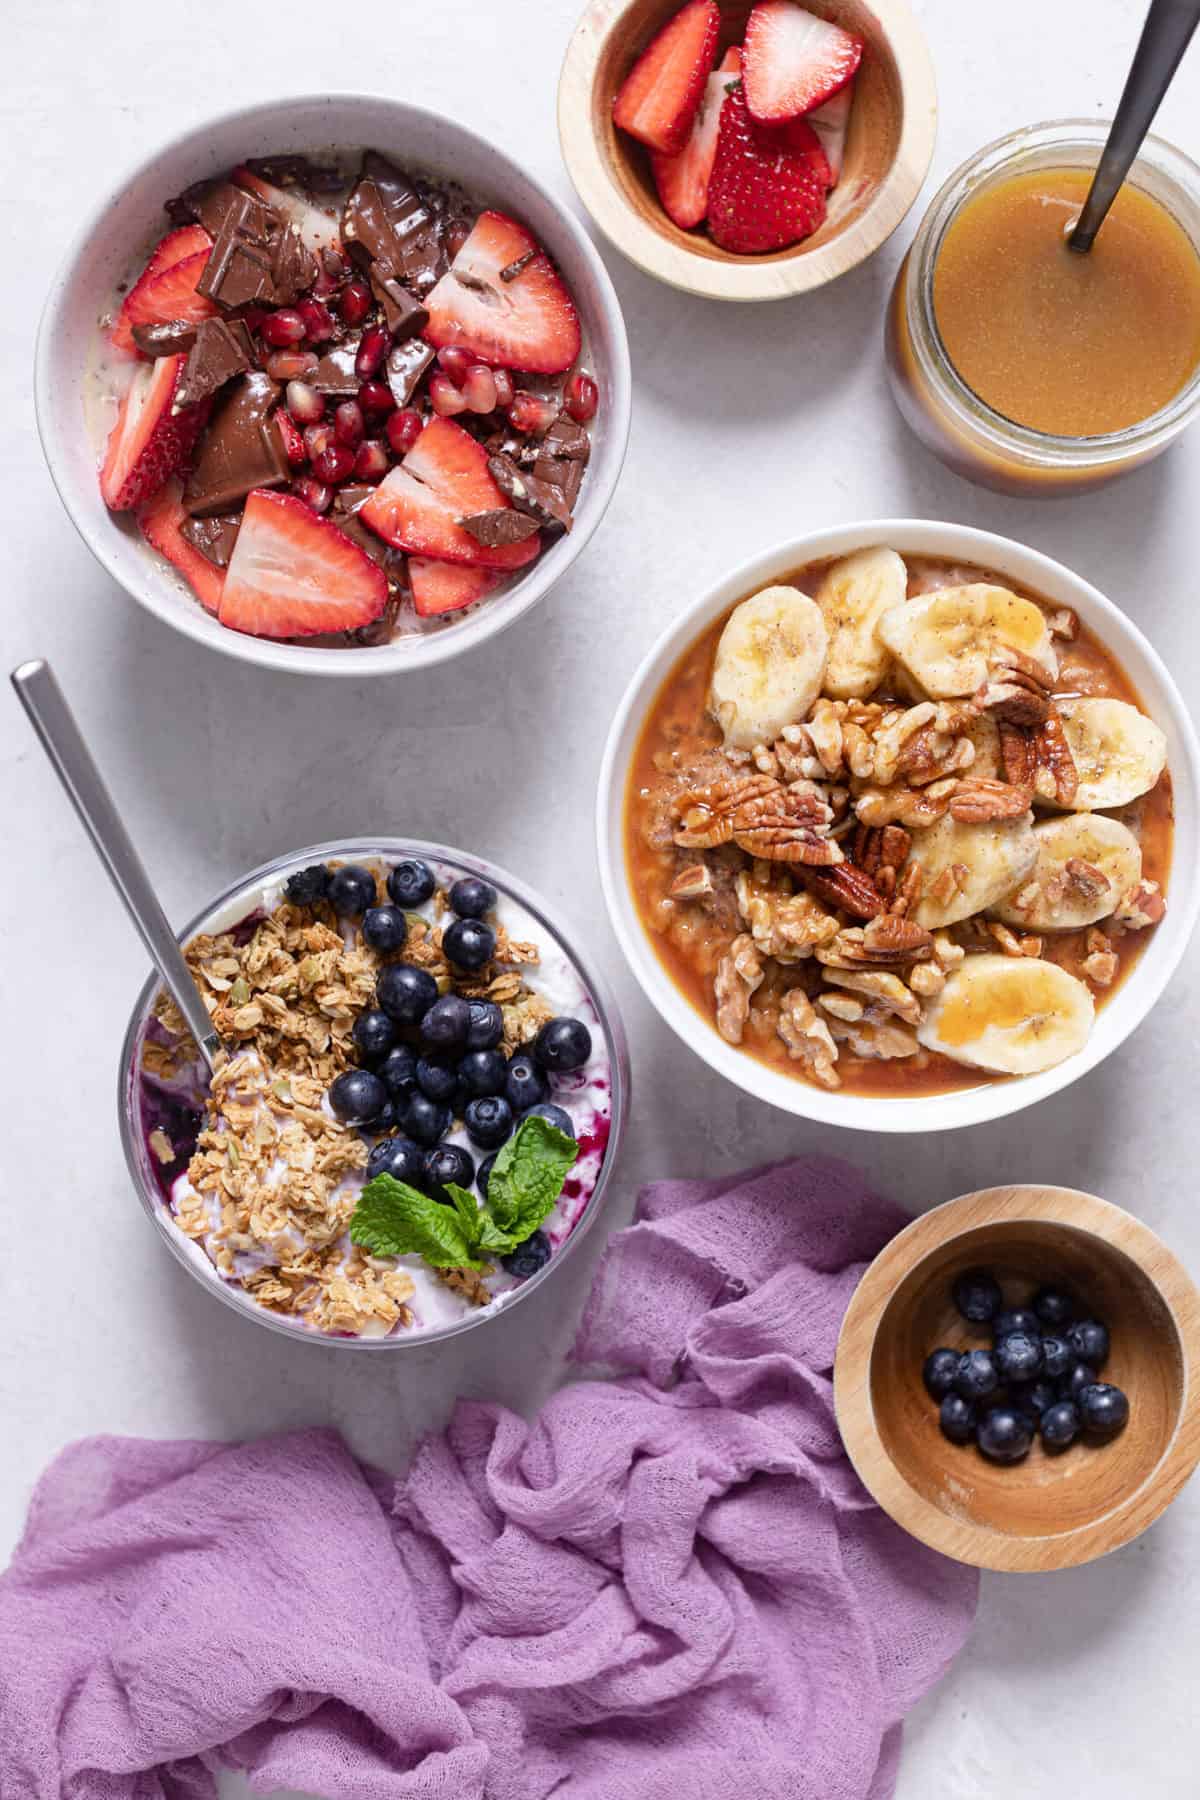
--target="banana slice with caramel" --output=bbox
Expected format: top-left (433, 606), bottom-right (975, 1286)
top-left (708, 586), bottom-right (828, 751)
top-left (879, 585), bottom-right (1058, 699)
top-left (992, 814), bottom-right (1142, 931)
top-left (815, 547), bottom-right (908, 700)
top-left (911, 811), bottom-right (1039, 929)
top-left (918, 954), bottom-right (1094, 1074)
top-left (1054, 698), bottom-right (1168, 810)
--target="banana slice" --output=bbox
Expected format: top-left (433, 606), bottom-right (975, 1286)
top-left (815, 547), bottom-right (908, 700)
top-left (878, 585), bottom-right (1057, 698)
top-left (911, 812), bottom-right (1039, 929)
top-left (1055, 698), bottom-right (1168, 810)
top-left (709, 586), bottom-right (828, 750)
top-left (917, 954), bottom-right (1094, 1074)
top-left (992, 814), bottom-right (1142, 930)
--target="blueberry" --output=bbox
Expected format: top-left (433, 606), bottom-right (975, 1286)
top-left (387, 859), bottom-right (435, 908)
top-left (443, 917), bottom-right (496, 971)
top-left (1009, 1379), bottom-right (1056, 1425)
top-left (954, 1349), bottom-right (1000, 1401)
top-left (533, 1017), bottom-right (592, 1073)
top-left (423, 1143), bottom-right (476, 1203)
top-left (939, 1393), bottom-right (977, 1445)
top-left (501, 1229), bottom-right (552, 1278)
top-left (477, 1152), bottom-right (497, 1199)
top-left (1067, 1319), bottom-right (1109, 1369)
top-left (284, 862), bottom-right (330, 906)
top-left (448, 876), bottom-right (497, 919)
top-left (377, 962), bottom-right (438, 1024)
top-left (1060, 1360), bottom-right (1098, 1403)
top-left (362, 903), bottom-right (409, 954)
top-left (366, 1135), bottom-right (425, 1185)
top-left (328, 1068), bottom-right (388, 1125)
top-left (464, 1094), bottom-right (514, 1150)
top-left (420, 994), bottom-right (471, 1053)
top-left (1032, 1286), bottom-right (1075, 1329)
top-left (416, 1057), bottom-right (459, 1104)
top-left (1079, 1382), bottom-right (1129, 1439)
top-left (993, 1307), bottom-right (1041, 1342)
top-left (923, 1348), bottom-right (961, 1401)
top-left (504, 1053), bottom-right (548, 1113)
top-left (399, 1091), bottom-right (451, 1148)
top-left (460, 1049), bottom-right (507, 1098)
top-left (1040, 1333), bottom-right (1072, 1381)
top-left (378, 1044), bottom-right (418, 1096)
top-left (1041, 1401), bottom-right (1081, 1450)
top-left (977, 1406), bottom-right (1033, 1464)
top-left (522, 1101), bottom-right (576, 1140)
top-left (952, 1268), bottom-right (1002, 1323)
top-left (994, 1330), bottom-right (1043, 1383)
top-left (371, 1099), bottom-right (398, 1135)
top-left (466, 1000), bottom-right (504, 1051)
top-left (328, 863), bottom-right (377, 916)
top-left (353, 1008), bottom-right (396, 1064)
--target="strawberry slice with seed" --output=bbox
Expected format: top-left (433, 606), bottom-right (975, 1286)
top-left (743, 1), bottom-right (863, 123)
top-left (409, 557), bottom-right (499, 617)
top-left (137, 480), bottom-right (226, 615)
top-left (422, 212), bottom-right (580, 375)
top-left (110, 226), bottom-right (215, 354)
top-left (99, 354), bottom-right (211, 512)
top-left (360, 417), bottom-right (541, 570)
top-left (707, 81), bottom-right (828, 254)
top-left (613, 0), bottom-right (721, 155)
top-left (651, 46), bottom-right (742, 230)
top-left (218, 489), bottom-right (388, 638)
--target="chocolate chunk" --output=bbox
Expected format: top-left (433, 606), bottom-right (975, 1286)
top-left (355, 155), bottom-right (445, 292)
top-left (312, 336), bottom-right (363, 395)
top-left (369, 267), bottom-right (429, 338)
top-left (342, 177), bottom-right (403, 273)
top-left (269, 226), bottom-right (319, 306)
top-left (332, 489), bottom-right (406, 585)
top-left (179, 512), bottom-right (241, 568)
top-left (540, 414), bottom-right (591, 463)
top-left (183, 372), bottom-right (288, 515)
top-left (487, 452), bottom-right (573, 533)
top-left (386, 339), bottom-right (436, 407)
top-left (195, 178), bottom-right (316, 312)
top-left (244, 154), bottom-right (343, 194)
top-left (174, 318), bottom-right (254, 409)
top-left (500, 249), bottom-right (537, 283)
top-left (193, 181), bottom-right (276, 243)
top-left (333, 484), bottom-right (376, 516)
top-left (459, 508), bottom-right (542, 548)
top-left (131, 319), bottom-right (199, 357)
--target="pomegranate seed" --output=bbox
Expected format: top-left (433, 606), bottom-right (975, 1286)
top-left (311, 268), bottom-right (339, 299)
top-left (358, 379), bottom-right (396, 417)
top-left (508, 391), bottom-right (558, 435)
top-left (492, 368), bottom-right (515, 409)
top-left (260, 308), bottom-right (306, 347)
top-left (297, 298), bottom-right (335, 342)
top-left (312, 443), bottom-right (357, 484)
top-left (265, 348), bottom-right (319, 380)
top-left (304, 423), bottom-right (332, 461)
top-left (354, 439), bottom-right (390, 482)
top-left (333, 400), bottom-right (365, 447)
top-left (462, 364), bottom-right (498, 414)
top-left (355, 325), bottom-right (390, 380)
top-left (430, 372), bottom-right (469, 417)
top-left (446, 219), bottom-right (471, 259)
top-left (565, 371), bottom-right (599, 423)
top-left (339, 281), bottom-right (373, 326)
top-left (436, 346), bottom-right (473, 386)
top-left (293, 476), bottom-right (332, 514)
top-left (285, 380), bottom-right (325, 424)
top-left (386, 408), bottom-right (423, 455)
top-left (275, 410), bottom-right (307, 468)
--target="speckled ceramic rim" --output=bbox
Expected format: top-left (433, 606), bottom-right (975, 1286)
top-left (116, 838), bottom-right (630, 1349)
top-left (35, 92), bottom-right (632, 677)
top-left (596, 518), bottom-right (1200, 1134)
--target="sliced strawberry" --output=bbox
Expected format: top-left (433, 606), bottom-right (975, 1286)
top-left (218, 489), bottom-right (387, 639)
top-left (361, 417), bottom-right (542, 571)
top-left (99, 355), bottom-right (211, 512)
top-left (776, 114), bottom-right (833, 188)
top-left (743, 1), bottom-right (863, 123)
top-left (651, 47), bottom-right (742, 229)
top-left (707, 81), bottom-right (828, 254)
top-left (110, 227), bottom-right (215, 353)
top-left (409, 557), bottom-right (499, 618)
top-left (233, 166), bottom-right (342, 257)
top-left (808, 79), bottom-right (855, 184)
top-left (137, 480), bottom-right (225, 615)
top-left (612, 0), bottom-right (721, 155)
top-left (422, 213), bottom-right (580, 375)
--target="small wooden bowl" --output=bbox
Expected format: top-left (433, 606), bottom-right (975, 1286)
top-left (835, 1186), bottom-right (1200, 1572)
top-left (558, 0), bottom-right (937, 300)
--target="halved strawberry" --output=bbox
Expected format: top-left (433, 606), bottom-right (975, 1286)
top-left (99, 355), bottom-right (211, 512)
top-left (137, 480), bottom-right (225, 615)
top-left (218, 489), bottom-right (387, 639)
top-left (110, 226), bottom-right (214, 353)
top-left (360, 417), bottom-right (542, 570)
top-left (612, 0), bottom-right (721, 155)
top-left (422, 213), bottom-right (580, 375)
top-left (233, 166), bottom-right (342, 256)
top-left (808, 79), bottom-right (855, 184)
top-left (777, 114), bottom-right (833, 188)
top-left (651, 46), bottom-right (742, 230)
top-left (743, 1), bottom-right (863, 123)
top-left (409, 557), bottom-right (499, 618)
top-left (707, 81), bottom-right (828, 254)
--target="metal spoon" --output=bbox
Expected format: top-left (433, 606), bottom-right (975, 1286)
top-left (11, 659), bottom-right (224, 1073)
top-left (1069, 0), bottom-right (1200, 253)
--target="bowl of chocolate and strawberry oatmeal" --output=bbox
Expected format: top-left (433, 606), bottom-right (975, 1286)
top-left (598, 521), bottom-right (1200, 1132)
top-left (38, 94), bottom-right (630, 673)
top-left (120, 841), bottom-right (627, 1345)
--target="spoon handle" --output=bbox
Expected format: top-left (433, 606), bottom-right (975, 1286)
top-left (11, 659), bottom-right (223, 1073)
top-left (1070, 0), bottom-right (1200, 252)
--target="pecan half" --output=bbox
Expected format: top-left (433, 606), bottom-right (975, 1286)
top-left (1032, 711), bottom-right (1079, 806)
top-left (948, 777), bottom-right (1034, 823)
top-left (817, 915), bottom-right (933, 968)
top-left (668, 863), bottom-right (714, 901)
top-left (799, 862), bottom-right (888, 920)
top-left (1064, 857), bottom-right (1110, 901)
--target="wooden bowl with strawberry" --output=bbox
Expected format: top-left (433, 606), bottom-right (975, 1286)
top-left (559, 0), bottom-right (937, 300)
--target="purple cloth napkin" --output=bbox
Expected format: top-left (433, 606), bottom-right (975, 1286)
top-left (0, 1157), bottom-right (978, 1799)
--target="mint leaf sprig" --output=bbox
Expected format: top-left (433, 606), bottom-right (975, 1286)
top-left (349, 1114), bottom-right (578, 1271)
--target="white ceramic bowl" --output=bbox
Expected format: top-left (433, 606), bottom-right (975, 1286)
top-left (36, 92), bottom-right (631, 676)
top-left (597, 519), bottom-right (1200, 1133)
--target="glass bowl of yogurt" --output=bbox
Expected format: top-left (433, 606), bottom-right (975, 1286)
top-left (118, 838), bottom-right (628, 1347)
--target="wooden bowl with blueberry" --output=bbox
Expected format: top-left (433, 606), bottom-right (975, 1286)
top-left (834, 1186), bottom-right (1200, 1571)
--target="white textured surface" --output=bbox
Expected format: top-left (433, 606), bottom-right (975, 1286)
top-left (2, 2), bottom-right (1198, 1795)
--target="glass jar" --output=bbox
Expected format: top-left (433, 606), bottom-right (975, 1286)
top-left (885, 120), bottom-right (1200, 496)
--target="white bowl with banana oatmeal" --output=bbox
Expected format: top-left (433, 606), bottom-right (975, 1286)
top-left (599, 520), bottom-right (1199, 1133)
top-left (119, 840), bottom-right (627, 1345)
